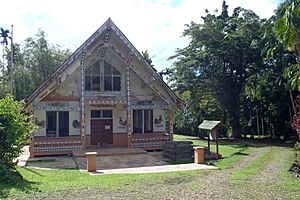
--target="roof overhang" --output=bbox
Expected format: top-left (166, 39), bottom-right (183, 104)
top-left (25, 18), bottom-right (185, 110)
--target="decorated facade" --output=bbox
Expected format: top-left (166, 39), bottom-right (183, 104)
top-left (25, 18), bottom-right (184, 157)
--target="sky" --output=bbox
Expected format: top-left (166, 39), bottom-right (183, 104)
top-left (0, 0), bottom-right (281, 71)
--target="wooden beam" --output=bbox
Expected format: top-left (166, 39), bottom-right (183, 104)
top-left (168, 109), bottom-right (174, 141)
top-left (126, 52), bottom-right (134, 147)
top-left (100, 28), bottom-right (112, 62)
top-left (41, 96), bottom-right (80, 101)
top-left (80, 51), bottom-right (87, 150)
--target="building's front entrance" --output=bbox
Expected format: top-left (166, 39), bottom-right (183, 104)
top-left (91, 119), bottom-right (113, 145)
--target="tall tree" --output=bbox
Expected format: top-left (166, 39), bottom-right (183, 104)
top-left (0, 27), bottom-right (10, 95)
top-left (275, 0), bottom-right (300, 90)
top-left (0, 29), bottom-right (72, 100)
top-left (22, 30), bottom-right (71, 86)
top-left (170, 1), bottom-right (264, 138)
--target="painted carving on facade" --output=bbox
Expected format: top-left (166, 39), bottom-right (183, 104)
top-left (118, 117), bottom-right (127, 127)
top-left (35, 117), bottom-right (45, 128)
top-left (72, 120), bottom-right (80, 128)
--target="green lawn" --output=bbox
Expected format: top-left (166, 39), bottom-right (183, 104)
top-left (1, 166), bottom-right (203, 199)
top-left (173, 134), bottom-right (250, 168)
top-left (229, 147), bottom-right (273, 181)
top-left (1, 134), bottom-right (299, 199)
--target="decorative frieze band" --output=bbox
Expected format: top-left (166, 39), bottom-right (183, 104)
top-left (34, 140), bottom-right (82, 145)
top-left (86, 100), bottom-right (126, 105)
top-left (132, 142), bottom-right (166, 148)
top-left (33, 146), bottom-right (81, 152)
top-left (34, 105), bottom-right (80, 111)
top-left (131, 137), bottom-right (170, 142)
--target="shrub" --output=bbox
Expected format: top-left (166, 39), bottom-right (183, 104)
top-left (0, 95), bottom-right (34, 165)
top-left (291, 95), bottom-right (300, 141)
top-left (0, 160), bottom-right (23, 184)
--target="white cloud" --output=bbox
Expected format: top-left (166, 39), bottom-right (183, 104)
top-left (0, 0), bottom-right (279, 71)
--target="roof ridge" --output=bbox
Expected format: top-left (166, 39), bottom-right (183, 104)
top-left (25, 18), bottom-right (185, 108)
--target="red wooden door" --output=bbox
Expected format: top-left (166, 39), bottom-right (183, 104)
top-left (91, 119), bottom-right (113, 145)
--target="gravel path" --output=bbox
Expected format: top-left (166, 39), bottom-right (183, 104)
top-left (251, 147), bottom-right (286, 183)
top-left (121, 145), bottom-right (299, 200)
top-left (119, 145), bottom-right (300, 200)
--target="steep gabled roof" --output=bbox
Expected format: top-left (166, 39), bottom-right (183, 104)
top-left (26, 18), bottom-right (184, 108)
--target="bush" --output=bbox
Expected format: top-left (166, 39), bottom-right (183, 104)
top-left (291, 95), bottom-right (300, 141)
top-left (0, 160), bottom-right (23, 184)
top-left (0, 95), bottom-right (34, 165)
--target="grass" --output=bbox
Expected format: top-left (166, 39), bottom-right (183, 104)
top-left (1, 134), bottom-right (299, 199)
top-left (280, 150), bottom-right (300, 190)
top-left (173, 134), bottom-right (248, 158)
top-left (0, 167), bottom-right (202, 199)
top-left (214, 147), bottom-right (251, 169)
top-left (173, 134), bottom-right (250, 168)
top-left (229, 147), bottom-right (273, 181)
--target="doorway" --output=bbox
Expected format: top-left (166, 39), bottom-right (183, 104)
top-left (90, 110), bottom-right (113, 145)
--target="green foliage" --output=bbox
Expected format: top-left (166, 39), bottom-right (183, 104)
top-left (170, 1), bottom-right (264, 138)
top-left (274, 0), bottom-right (300, 91)
top-left (0, 27), bottom-right (10, 45)
top-left (141, 50), bottom-right (154, 67)
top-left (169, 1), bottom-right (298, 140)
top-left (0, 160), bottom-right (23, 185)
top-left (0, 29), bottom-right (72, 100)
top-left (0, 95), bottom-right (34, 165)
top-left (275, 0), bottom-right (300, 51)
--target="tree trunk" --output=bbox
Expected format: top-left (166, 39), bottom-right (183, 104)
top-left (231, 113), bottom-right (241, 138)
top-left (256, 107), bottom-right (260, 137)
top-left (289, 88), bottom-right (296, 115)
top-left (229, 97), bottom-right (241, 138)
top-left (226, 85), bottom-right (242, 138)
top-left (260, 106), bottom-right (265, 136)
top-left (294, 40), bottom-right (300, 67)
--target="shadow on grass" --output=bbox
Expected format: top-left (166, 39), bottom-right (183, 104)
top-left (219, 147), bottom-right (249, 159)
top-left (0, 177), bottom-right (39, 199)
top-left (179, 135), bottom-right (295, 149)
top-left (232, 151), bottom-right (249, 156)
top-left (22, 167), bottom-right (45, 176)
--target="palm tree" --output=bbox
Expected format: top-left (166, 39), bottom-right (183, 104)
top-left (0, 27), bottom-right (10, 45)
top-left (275, 0), bottom-right (300, 105)
top-left (0, 27), bottom-right (10, 95)
top-left (276, 1), bottom-right (300, 141)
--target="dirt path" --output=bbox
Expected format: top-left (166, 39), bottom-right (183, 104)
top-left (180, 146), bottom-right (268, 186)
top-left (120, 145), bottom-right (300, 200)
top-left (251, 146), bottom-right (286, 183)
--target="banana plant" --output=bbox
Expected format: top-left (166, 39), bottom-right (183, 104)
top-left (275, 0), bottom-right (300, 87)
